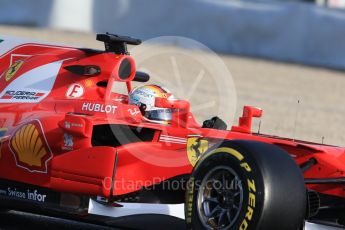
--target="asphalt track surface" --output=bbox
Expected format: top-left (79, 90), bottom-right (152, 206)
top-left (1, 26), bottom-right (345, 229)
top-left (0, 211), bottom-right (120, 230)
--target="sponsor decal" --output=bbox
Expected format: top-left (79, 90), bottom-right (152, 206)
top-left (128, 108), bottom-right (141, 116)
top-left (7, 187), bottom-right (47, 203)
top-left (81, 102), bottom-right (117, 114)
top-left (9, 120), bottom-right (53, 173)
top-left (66, 83), bottom-right (84, 98)
top-left (186, 137), bottom-right (209, 166)
top-left (0, 179), bottom-right (62, 205)
top-left (62, 133), bottom-right (73, 151)
top-left (0, 90), bottom-right (45, 101)
top-left (64, 121), bottom-right (83, 129)
top-left (0, 60), bottom-right (64, 104)
top-left (5, 60), bottom-right (24, 81)
top-left (159, 135), bottom-right (187, 145)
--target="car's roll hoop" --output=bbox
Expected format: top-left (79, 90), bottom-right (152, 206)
top-left (95, 33), bottom-right (149, 96)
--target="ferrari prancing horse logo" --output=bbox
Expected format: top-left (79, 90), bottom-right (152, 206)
top-left (187, 137), bottom-right (209, 167)
top-left (5, 60), bottom-right (24, 81)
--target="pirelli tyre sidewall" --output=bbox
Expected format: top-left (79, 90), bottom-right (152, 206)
top-left (185, 140), bottom-right (306, 230)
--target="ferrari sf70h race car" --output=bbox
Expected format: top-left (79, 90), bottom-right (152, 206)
top-left (0, 33), bottom-right (344, 230)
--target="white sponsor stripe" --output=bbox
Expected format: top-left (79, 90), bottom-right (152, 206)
top-left (159, 137), bottom-right (187, 144)
top-left (160, 134), bottom-right (185, 138)
top-left (159, 139), bottom-right (187, 144)
top-left (159, 135), bottom-right (187, 141)
top-left (160, 139), bottom-right (187, 144)
top-left (88, 199), bottom-right (185, 220)
top-left (159, 137), bottom-right (187, 142)
top-left (160, 135), bottom-right (187, 141)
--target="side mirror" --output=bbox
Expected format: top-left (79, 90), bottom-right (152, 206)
top-left (133, 71), bottom-right (150, 82)
top-left (231, 106), bottom-right (263, 133)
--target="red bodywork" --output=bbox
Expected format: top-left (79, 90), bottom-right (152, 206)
top-left (0, 41), bottom-right (344, 201)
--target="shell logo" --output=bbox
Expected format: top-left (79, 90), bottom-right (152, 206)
top-left (9, 121), bottom-right (52, 173)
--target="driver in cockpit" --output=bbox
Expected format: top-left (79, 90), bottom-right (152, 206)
top-left (128, 84), bottom-right (174, 125)
top-left (128, 84), bottom-right (227, 130)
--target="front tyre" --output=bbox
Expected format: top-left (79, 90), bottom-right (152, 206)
top-left (185, 140), bottom-right (306, 230)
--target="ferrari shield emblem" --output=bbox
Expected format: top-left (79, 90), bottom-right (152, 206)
top-left (187, 137), bottom-right (209, 167)
top-left (6, 60), bottom-right (24, 81)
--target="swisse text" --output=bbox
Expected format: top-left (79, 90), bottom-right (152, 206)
top-left (7, 187), bottom-right (47, 202)
top-left (82, 102), bottom-right (117, 114)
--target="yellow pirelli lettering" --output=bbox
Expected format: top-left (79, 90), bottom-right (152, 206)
top-left (249, 192), bottom-right (256, 208)
top-left (248, 179), bottom-right (256, 193)
top-left (240, 219), bottom-right (249, 230)
top-left (246, 206), bottom-right (254, 221)
top-left (238, 179), bottom-right (257, 229)
top-left (240, 162), bottom-right (252, 172)
top-left (186, 178), bottom-right (195, 223)
top-left (211, 147), bottom-right (244, 161)
top-left (186, 200), bottom-right (193, 222)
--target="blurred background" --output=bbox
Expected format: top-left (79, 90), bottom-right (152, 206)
top-left (1, 0), bottom-right (345, 147)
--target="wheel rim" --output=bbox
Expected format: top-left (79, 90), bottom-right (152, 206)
top-left (197, 166), bottom-right (244, 230)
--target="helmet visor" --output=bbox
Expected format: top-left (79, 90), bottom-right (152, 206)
top-left (145, 108), bottom-right (173, 122)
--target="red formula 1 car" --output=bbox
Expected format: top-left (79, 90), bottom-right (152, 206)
top-left (0, 33), bottom-right (344, 230)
